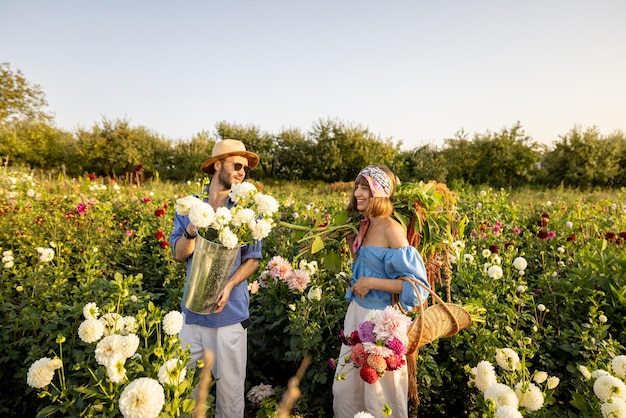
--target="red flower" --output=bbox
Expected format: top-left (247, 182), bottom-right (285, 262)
top-left (537, 231), bottom-right (549, 239)
top-left (567, 235), bottom-right (576, 242)
top-left (541, 213), bottom-right (550, 219)
top-left (537, 219), bottom-right (548, 227)
top-left (86, 173), bottom-right (97, 181)
top-left (606, 232), bottom-right (617, 241)
top-left (155, 230), bottom-right (165, 240)
top-left (620, 232), bottom-right (626, 239)
top-left (504, 242), bottom-right (515, 250)
top-left (159, 241), bottom-right (169, 249)
top-left (154, 209), bottom-right (165, 217)
top-left (385, 354), bottom-right (406, 371)
top-left (359, 365), bottom-right (379, 384)
top-left (489, 245), bottom-right (499, 254)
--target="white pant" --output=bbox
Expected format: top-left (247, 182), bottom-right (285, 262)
top-left (332, 301), bottom-right (409, 418)
top-left (179, 320), bottom-right (247, 418)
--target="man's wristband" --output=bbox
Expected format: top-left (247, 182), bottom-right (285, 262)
top-left (183, 230), bottom-right (196, 240)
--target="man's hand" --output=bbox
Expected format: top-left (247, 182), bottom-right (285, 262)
top-left (213, 285), bottom-right (233, 314)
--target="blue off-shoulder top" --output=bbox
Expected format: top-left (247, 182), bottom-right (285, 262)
top-left (346, 245), bottom-right (430, 311)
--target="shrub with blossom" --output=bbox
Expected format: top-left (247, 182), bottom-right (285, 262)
top-left (259, 255), bottom-right (317, 292)
top-left (334, 306), bottom-right (412, 384)
top-left (175, 181), bottom-right (279, 249)
top-left (468, 347), bottom-right (560, 416)
top-left (26, 295), bottom-right (199, 418)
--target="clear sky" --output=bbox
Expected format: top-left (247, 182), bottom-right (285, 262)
top-left (1, 0), bottom-right (625, 150)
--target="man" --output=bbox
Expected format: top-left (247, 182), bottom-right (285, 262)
top-left (170, 139), bottom-right (262, 417)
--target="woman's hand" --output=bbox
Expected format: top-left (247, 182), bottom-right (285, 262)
top-left (351, 276), bottom-right (371, 298)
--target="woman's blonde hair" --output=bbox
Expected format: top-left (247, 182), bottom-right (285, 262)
top-left (346, 165), bottom-right (396, 218)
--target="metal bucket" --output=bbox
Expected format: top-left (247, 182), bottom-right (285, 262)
top-left (182, 234), bottom-right (239, 314)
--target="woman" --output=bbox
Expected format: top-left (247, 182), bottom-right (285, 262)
top-left (332, 165), bottom-right (430, 418)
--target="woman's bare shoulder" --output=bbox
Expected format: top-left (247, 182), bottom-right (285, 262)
top-left (383, 218), bottom-right (409, 248)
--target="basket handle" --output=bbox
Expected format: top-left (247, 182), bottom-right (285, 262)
top-left (393, 276), bottom-right (462, 343)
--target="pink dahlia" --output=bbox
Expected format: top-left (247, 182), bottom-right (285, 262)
top-left (351, 343), bottom-right (368, 368)
top-left (386, 337), bottom-right (407, 356)
top-left (386, 354), bottom-right (406, 371)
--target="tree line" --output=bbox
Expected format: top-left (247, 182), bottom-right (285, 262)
top-left (2, 62), bottom-right (625, 189)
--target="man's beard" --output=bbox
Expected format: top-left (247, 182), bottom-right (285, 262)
top-left (217, 170), bottom-right (232, 189)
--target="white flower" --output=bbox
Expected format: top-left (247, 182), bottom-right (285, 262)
top-left (83, 302), bottom-right (100, 320)
top-left (299, 259), bottom-right (318, 275)
top-left (599, 314), bottom-right (608, 323)
top-left (219, 227), bottom-right (239, 249)
top-left (579, 365), bottom-right (592, 380)
top-left (162, 310), bottom-right (184, 336)
top-left (464, 254), bottom-right (474, 263)
top-left (246, 383), bottom-right (275, 406)
top-left (517, 285), bottom-right (527, 293)
top-left (2, 250), bottom-right (13, 257)
top-left (121, 334), bottom-right (140, 359)
top-left (496, 348), bottom-right (520, 372)
top-left (533, 371), bottom-right (548, 384)
top-left (106, 355), bottom-right (127, 384)
top-left (231, 207), bottom-right (256, 226)
top-left (484, 383), bottom-right (519, 409)
top-left (537, 304), bottom-right (546, 312)
top-left (4, 260), bottom-right (14, 268)
top-left (557, 246), bottom-right (565, 253)
top-left (48, 357), bottom-right (63, 370)
top-left (78, 318), bottom-right (105, 343)
top-left (288, 304), bottom-right (296, 311)
top-left (100, 312), bottom-right (125, 336)
top-left (594, 374), bottom-right (626, 402)
top-left (601, 397), bottom-right (626, 418)
top-left (212, 206), bottom-right (233, 229)
top-left (251, 218), bottom-right (273, 240)
top-left (122, 316), bottom-right (138, 334)
top-left (594, 370), bottom-right (612, 378)
top-left (547, 376), bottom-right (560, 389)
top-left (471, 360), bottom-right (498, 393)
top-left (307, 286), bottom-right (322, 301)
top-left (188, 200), bottom-right (215, 229)
top-left (118, 377), bottom-right (165, 418)
top-left (495, 405), bottom-right (523, 418)
top-left (487, 265), bottom-right (504, 280)
top-left (513, 257), bottom-right (527, 271)
top-left (353, 413), bottom-right (376, 418)
top-left (38, 247), bottom-right (55, 262)
top-left (482, 249), bottom-right (492, 258)
top-left (158, 358), bottom-right (187, 386)
top-left (95, 334), bottom-right (126, 366)
top-left (26, 357), bottom-right (56, 388)
top-left (492, 255), bottom-right (502, 265)
top-left (175, 195), bottom-right (197, 216)
top-left (515, 382), bottom-right (544, 412)
top-left (612, 356), bottom-right (626, 380)
top-left (229, 182), bottom-right (257, 204)
top-left (254, 193), bottom-right (279, 216)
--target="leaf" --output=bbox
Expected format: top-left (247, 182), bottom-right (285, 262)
top-left (311, 235), bottom-right (325, 254)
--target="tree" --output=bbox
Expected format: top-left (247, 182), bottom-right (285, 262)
top-left (215, 121), bottom-right (274, 179)
top-left (395, 144), bottom-right (448, 184)
top-left (0, 63), bottom-right (51, 123)
top-left (542, 126), bottom-right (622, 189)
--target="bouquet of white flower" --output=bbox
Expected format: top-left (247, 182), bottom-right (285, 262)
top-left (176, 182), bottom-right (279, 249)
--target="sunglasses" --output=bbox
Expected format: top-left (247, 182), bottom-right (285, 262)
top-left (227, 161), bottom-right (250, 175)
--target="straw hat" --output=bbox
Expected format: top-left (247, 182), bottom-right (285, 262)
top-left (201, 139), bottom-right (260, 174)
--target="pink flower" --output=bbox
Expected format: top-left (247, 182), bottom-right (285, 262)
top-left (387, 337), bottom-right (407, 356)
top-left (367, 354), bottom-right (387, 373)
top-left (286, 269), bottom-right (310, 291)
top-left (514, 227), bottom-right (521, 234)
top-left (352, 343), bottom-right (368, 368)
top-left (126, 230), bottom-right (134, 237)
top-left (385, 354), bottom-right (406, 371)
top-left (267, 256), bottom-right (292, 280)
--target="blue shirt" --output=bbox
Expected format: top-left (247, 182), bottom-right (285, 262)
top-left (346, 245), bottom-right (430, 311)
top-left (170, 197), bottom-right (262, 328)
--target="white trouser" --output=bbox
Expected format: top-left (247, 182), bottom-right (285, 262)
top-left (179, 320), bottom-right (247, 418)
top-left (332, 301), bottom-right (409, 418)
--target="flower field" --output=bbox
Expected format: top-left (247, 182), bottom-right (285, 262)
top-left (2, 166), bottom-right (626, 417)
